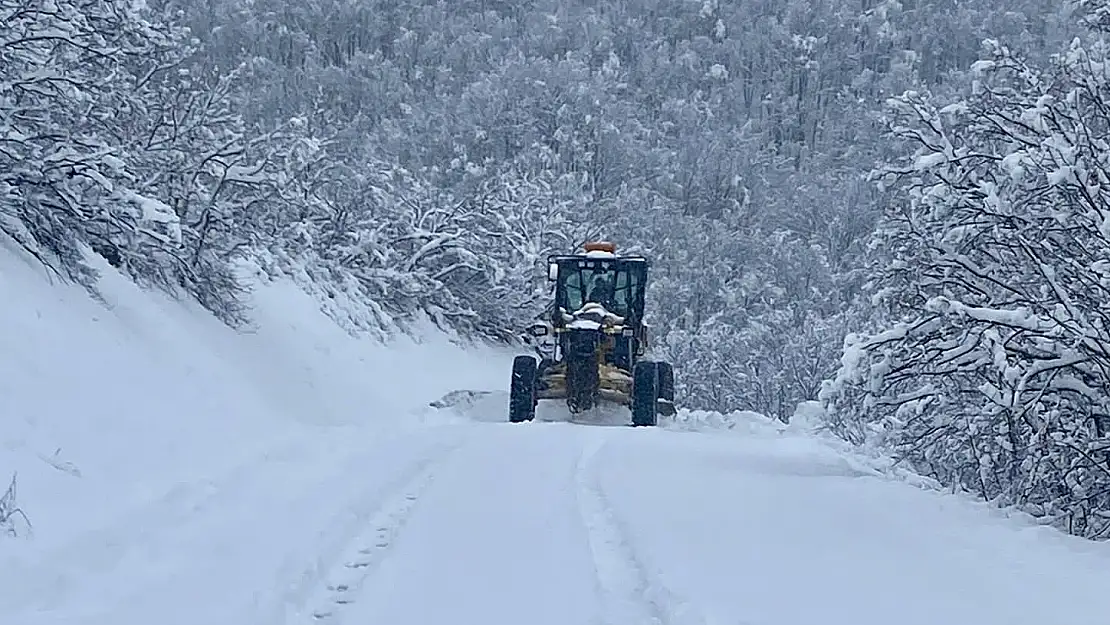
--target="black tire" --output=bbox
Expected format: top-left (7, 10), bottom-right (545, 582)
top-left (631, 360), bottom-right (658, 427)
top-left (509, 355), bottom-right (538, 423)
top-left (656, 361), bottom-right (675, 402)
top-left (565, 330), bottom-right (600, 413)
top-left (566, 355), bottom-right (599, 413)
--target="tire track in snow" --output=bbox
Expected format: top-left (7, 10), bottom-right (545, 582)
top-left (281, 436), bottom-right (463, 625)
top-left (575, 433), bottom-right (711, 625)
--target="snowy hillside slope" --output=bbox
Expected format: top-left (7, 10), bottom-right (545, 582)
top-left (3, 236), bottom-right (1110, 625)
top-left (0, 236), bottom-right (510, 552)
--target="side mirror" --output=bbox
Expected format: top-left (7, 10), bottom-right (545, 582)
top-left (547, 262), bottom-right (558, 281)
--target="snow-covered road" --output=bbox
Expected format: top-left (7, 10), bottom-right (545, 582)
top-left (316, 417), bottom-right (1110, 625)
top-left (4, 242), bottom-right (1109, 625)
top-left (8, 409), bottom-right (1108, 625)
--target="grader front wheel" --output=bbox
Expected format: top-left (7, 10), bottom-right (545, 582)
top-left (509, 355), bottom-right (538, 423)
top-left (630, 360), bottom-right (659, 427)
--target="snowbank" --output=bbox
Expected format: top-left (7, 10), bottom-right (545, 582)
top-left (667, 402), bottom-right (954, 482)
top-left (659, 401), bottom-right (1101, 533)
top-left (0, 236), bottom-right (512, 547)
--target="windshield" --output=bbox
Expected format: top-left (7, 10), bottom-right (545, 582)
top-left (561, 263), bottom-right (641, 318)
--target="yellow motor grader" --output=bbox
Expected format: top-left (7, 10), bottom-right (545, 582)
top-left (509, 242), bottom-right (676, 426)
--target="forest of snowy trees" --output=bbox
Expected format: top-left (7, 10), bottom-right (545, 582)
top-left (5, 0), bottom-right (1110, 536)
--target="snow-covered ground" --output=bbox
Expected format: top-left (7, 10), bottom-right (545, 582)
top-left (3, 237), bottom-right (1110, 625)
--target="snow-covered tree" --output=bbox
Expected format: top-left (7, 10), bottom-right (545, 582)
top-left (0, 0), bottom-right (292, 324)
top-left (823, 26), bottom-right (1110, 536)
top-left (0, 0), bottom-right (186, 289)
